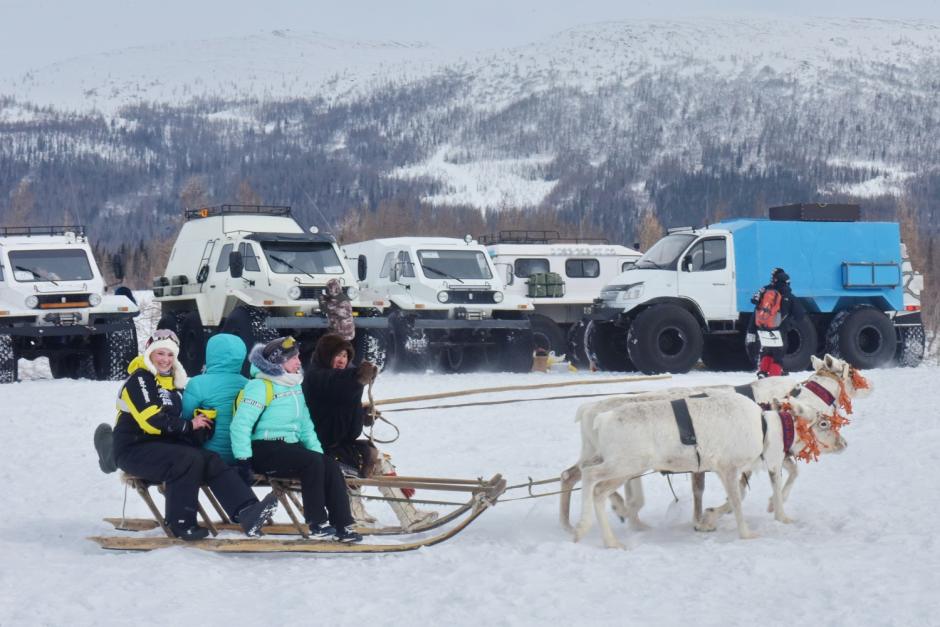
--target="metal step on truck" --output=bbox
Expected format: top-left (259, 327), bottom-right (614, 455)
top-left (479, 230), bottom-right (641, 367)
top-left (587, 203), bottom-right (925, 374)
top-left (0, 225), bottom-right (139, 383)
top-left (344, 236), bottom-right (535, 372)
top-left (152, 205), bottom-right (389, 374)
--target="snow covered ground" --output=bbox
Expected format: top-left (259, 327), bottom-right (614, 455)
top-left (1, 319), bottom-right (937, 624)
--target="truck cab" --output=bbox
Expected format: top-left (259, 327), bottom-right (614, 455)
top-left (0, 225), bottom-right (138, 382)
top-left (346, 237), bottom-right (533, 372)
top-left (153, 205), bottom-right (387, 373)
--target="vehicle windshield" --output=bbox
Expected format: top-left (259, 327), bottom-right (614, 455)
top-left (9, 249), bottom-right (94, 282)
top-left (635, 233), bottom-right (697, 270)
top-left (417, 249), bottom-right (493, 280)
top-left (261, 242), bottom-right (345, 275)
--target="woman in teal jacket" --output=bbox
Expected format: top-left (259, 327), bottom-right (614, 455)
top-left (182, 333), bottom-right (247, 467)
top-left (230, 336), bottom-right (361, 543)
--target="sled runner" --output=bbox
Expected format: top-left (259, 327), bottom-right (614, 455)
top-left (91, 473), bottom-right (506, 553)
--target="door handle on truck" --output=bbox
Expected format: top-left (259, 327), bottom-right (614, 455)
top-left (712, 283), bottom-right (727, 286)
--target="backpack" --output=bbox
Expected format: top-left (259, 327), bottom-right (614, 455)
top-left (233, 379), bottom-right (275, 415)
top-left (755, 288), bottom-right (783, 329)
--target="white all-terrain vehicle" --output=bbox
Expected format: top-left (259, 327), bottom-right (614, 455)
top-left (153, 205), bottom-right (388, 374)
top-left (0, 226), bottom-right (139, 383)
top-left (345, 236), bottom-right (535, 372)
top-left (480, 230), bottom-right (641, 367)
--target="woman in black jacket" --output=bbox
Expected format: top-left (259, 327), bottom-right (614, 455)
top-left (107, 329), bottom-right (277, 540)
top-left (302, 333), bottom-right (437, 530)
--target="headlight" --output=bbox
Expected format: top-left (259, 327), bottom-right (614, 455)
top-left (621, 283), bottom-right (644, 301)
top-left (89, 293), bottom-right (102, 306)
top-left (492, 291), bottom-right (504, 303)
top-left (25, 295), bottom-right (39, 308)
top-left (345, 286), bottom-right (359, 300)
top-left (287, 286), bottom-right (301, 299)
top-left (437, 291), bottom-right (450, 303)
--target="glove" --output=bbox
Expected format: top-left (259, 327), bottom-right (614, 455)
top-left (235, 459), bottom-right (256, 484)
top-left (356, 361), bottom-right (379, 385)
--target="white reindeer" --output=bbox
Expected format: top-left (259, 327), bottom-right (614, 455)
top-left (571, 394), bottom-right (837, 548)
top-left (559, 354), bottom-right (871, 533)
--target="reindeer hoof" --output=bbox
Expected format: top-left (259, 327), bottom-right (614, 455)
top-left (629, 520), bottom-right (651, 532)
top-left (776, 515), bottom-right (794, 525)
top-left (604, 540), bottom-right (626, 550)
top-left (694, 522), bottom-right (717, 532)
top-left (740, 530), bottom-right (758, 540)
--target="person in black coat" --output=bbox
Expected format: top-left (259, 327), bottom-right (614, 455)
top-left (749, 267), bottom-right (805, 377)
top-left (302, 333), bottom-right (438, 530)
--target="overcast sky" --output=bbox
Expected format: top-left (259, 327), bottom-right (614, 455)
top-left (2, 0), bottom-right (939, 76)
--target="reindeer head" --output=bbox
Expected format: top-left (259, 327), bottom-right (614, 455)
top-left (777, 397), bottom-right (849, 462)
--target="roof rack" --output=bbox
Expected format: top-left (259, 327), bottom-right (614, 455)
top-left (184, 204), bottom-right (293, 221)
top-left (477, 230), bottom-right (610, 245)
top-left (0, 225), bottom-right (86, 237)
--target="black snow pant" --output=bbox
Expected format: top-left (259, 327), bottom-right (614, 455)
top-left (250, 440), bottom-right (353, 529)
top-left (115, 441), bottom-right (259, 532)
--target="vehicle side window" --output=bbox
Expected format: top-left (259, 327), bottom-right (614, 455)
top-left (514, 258), bottom-right (550, 278)
top-left (397, 251), bottom-right (415, 278)
top-left (379, 252), bottom-right (394, 279)
top-left (239, 243), bottom-right (260, 272)
top-left (686, 238), bottom-right (727, 272)
top-left (621, 260), bottom-right (635, 272)
top-left (215, 243), bottom-right (233, 272)
top-left (565, 258), bottom-right (600, 278)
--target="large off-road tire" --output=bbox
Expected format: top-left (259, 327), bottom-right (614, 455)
top-left (353, 329), bottom-right (390, 372)
top-left (745, 315), bottom-right (819, 372)
top-left (826, 307), bottom-right (896, 369)
top-left (93, 318), bottom-right (139, 380)
top-left (499, 329), bottom-right (535, 373)
top-left (566, 320), bottom-right (590, 369)
top-left (627, 305), bottom-right (703, 374)
top-left (529, 314), bottom-right (566, 357)
top-left (0, 335), bottom-right (19, 384)
top-left (895, 325), bottom-right (925, 367)
top-left (385, 313), bottom-right (430, 372)
top-left (700, 335), bottom-right (751, 371)
top-left (585, 320), bottom-right (632, 371)
top-left (178, 311), bottom-right (207, 376)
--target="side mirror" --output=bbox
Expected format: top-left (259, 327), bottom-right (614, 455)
top-left (681, 255), bottom-right (692, 272)
top-left (357, 255), bottom-right (368, 281)
top-left (229, 251), bottom-right (244, 278)
top-left (111, 254), bottom-right (125, 281)
top-left (389, 264), bottom-right (399, 283)
top-left (494, 262), bottom-right (514, 285)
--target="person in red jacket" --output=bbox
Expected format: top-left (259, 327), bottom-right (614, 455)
top-left (749, 268), bottom-right (805, 378)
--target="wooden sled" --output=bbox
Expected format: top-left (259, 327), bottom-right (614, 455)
top-left (91, 473), bottom-right (507, 553)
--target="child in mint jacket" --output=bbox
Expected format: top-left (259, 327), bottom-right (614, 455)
top-left (230, 336), bottom-right (361, 543)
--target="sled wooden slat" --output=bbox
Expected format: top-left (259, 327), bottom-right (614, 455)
top-left (91, 478), bottom-right (507, 554)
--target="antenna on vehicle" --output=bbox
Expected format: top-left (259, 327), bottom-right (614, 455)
top-left (302, 190), bottom-right (336, 234)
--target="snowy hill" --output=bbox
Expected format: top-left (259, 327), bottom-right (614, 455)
top-left (2, 18), bottom-right (939, 248)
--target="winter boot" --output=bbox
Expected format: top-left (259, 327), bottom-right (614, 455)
top-left (334, 525), bottom-right (363, 544)
top-left (93, 423), bottom-right (117, 474)
top-left (238, 492), bottom-right (279, 537)
top-left (171, 525), bottom-right (210, 541)
top-left (349, 487), bottom-right (378, 525)
top-left (309, 521), bottom-right (337, 540)
top-left (376, 456), bottom-right (438, 531)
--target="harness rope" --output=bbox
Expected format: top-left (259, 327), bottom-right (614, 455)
top-left (365, 380), bottom-right (400, 444)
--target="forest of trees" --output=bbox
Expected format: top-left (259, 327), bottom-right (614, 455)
top-left (1, 64), bottom-right (937, 337)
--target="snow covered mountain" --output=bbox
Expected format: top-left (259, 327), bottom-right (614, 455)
top-left (1, 18), bottom-right (939, 248)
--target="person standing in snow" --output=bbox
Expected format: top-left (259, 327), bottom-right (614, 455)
top-left (302, 333), bottom-right (438, 530)
top-left (231, 336), bottom-right (362, 543)
top-left (104, 329), bottom-right (278, 541)
top-left (749, 267), bottom-right (804, 378)
top-left (181, 333), bottom-right (252, 483)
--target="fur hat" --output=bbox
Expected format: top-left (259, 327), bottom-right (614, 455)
top-left (771, 267), bottom-right (790, 284)
top-left (142, 329), bottom-right (189, 387)
top-left (250, 336), bottom-right (300, 376)
top-left (312, 333), bottom-right (355, 369)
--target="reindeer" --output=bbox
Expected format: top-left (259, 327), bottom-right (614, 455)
top-left (560, 354), bottom-right (871, 533)
top-left (571, 394), bottom-right (842, 548)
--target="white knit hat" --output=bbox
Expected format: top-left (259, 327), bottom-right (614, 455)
top-left (142, 329), bottom-right (189, 387)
